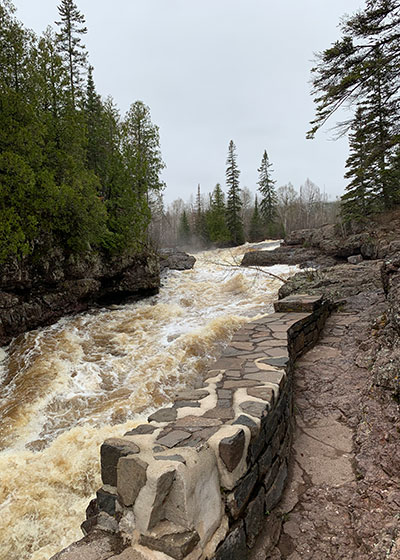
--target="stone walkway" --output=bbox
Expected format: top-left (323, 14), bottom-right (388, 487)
top-left (251, 285), bottom-right (400, 559)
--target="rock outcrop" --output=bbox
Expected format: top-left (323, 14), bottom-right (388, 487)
top-left (0, 250), bottom-right (160, 346)
top-left (159, 249), bottom-right (196, 272)
top-left (240, 246), bottom-right (337, 269)
top-left (241, 209), bottom-right (400, 271)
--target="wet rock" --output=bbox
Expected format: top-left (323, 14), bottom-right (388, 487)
top-left (219, 429), bottom-right (246, 472)
top-left (139, 529), bottom-right (200, 560)
top-left (97, 487), bottom-right (118, 516)
top-left (159, 248), bottom-right (196, 271)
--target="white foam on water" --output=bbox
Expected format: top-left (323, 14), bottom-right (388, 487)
top-left (0, 242), bottom-right (298, 560)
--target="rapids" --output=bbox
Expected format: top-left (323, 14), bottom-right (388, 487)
top-left (0, 243), bottom-right (296, 560)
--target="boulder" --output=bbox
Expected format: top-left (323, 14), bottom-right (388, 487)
top-left (159, 249), bottom-right (196, 271)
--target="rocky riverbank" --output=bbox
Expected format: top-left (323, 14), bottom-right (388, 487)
top-left (0, 249), bottom-right (160, 346)
top-left (248, 246), bottom-right (400, 558)
top-left (241, 208), bottom-right (400, 269)
top-left (0, 245), bottom-right (199, 346)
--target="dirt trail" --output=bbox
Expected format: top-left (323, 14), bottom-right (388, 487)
top-left (251, 267), bottom-right (400, 559)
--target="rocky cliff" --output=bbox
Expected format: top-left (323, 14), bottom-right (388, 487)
top-left (241, 209), bottom-right (400, 268)
top-left (0, 249), bottom-right (160, 346)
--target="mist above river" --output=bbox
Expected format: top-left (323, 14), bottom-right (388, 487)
top-left (0, 242), bottom-right (296, 560)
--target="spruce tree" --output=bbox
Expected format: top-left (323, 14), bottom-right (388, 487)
top-left (308, 0), bottom-right (400, 212)
top-left (207, 183), bottom-right (230, 244)
top-left (55, 0), bottom-right (88, 107)
top-left (249, 195), bottom-right (264, 242)
top-left (257, 150), bottom-right (277, 228)
top-left (194, 184), bottom-right (207, 245)
top-left (342, 106), bottom-right (375, 221)
top-left (178, 210), bottom-right (191, 246)
top-left (225, 140), bottom-right (244, 246)
top-left (84, 65), bottom-right (107, 185)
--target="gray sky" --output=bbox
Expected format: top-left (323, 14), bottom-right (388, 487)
top-left (15, 0), bottom-right (365, 204)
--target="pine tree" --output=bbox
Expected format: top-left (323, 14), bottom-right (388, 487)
top-left (249, 195), bottom-right (264, 242)
top-left (84, 65), bottom-right (107, 184)
top-left (178, 210), bottom-right (191, 246)
top-left (225, 140), bottom-right (244, 245)
top-left (55, 0), bottom-right (88, 107)
top-left (257, 150), bottom-right (277, 228)
top-left (342, 106), bottom-right (375, 221)
top-left (308, 0), bottom-right (400, 212)
top-left (207, 183), bottom-right (230, 244)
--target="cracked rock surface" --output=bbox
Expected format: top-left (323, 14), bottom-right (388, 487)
top-left (250, 261), bottom-right (400, 559)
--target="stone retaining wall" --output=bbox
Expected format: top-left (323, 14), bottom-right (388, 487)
top-left (54, 294), bottom-right (329, 560)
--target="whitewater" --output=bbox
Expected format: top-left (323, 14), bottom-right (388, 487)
top-left (0, 242), bottom-right (296, 560)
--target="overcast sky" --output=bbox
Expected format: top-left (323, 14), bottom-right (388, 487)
top-left (15, 0), bottom-right (366, 204)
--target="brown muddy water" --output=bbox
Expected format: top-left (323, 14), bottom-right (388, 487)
top-left (0, 243), bottom-right (296, 560)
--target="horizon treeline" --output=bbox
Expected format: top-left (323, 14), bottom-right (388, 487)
top-left (149, 140), bottom-right (339, 250)
top-left (309, 0), bottom-right (400, 224)
top-left (0, 0), bottom-right (164, 263)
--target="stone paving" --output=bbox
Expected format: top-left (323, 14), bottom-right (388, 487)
top-left (51, 295), bottom-right (329, 560)
top-left (250, 290), bottom-right (400, 560)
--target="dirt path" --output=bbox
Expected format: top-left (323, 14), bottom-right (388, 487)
top-left (250, 278), bottom-right (400, 559)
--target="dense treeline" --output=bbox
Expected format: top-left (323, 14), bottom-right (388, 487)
top-left (0, 0), bottom-right (164, 263)
top-left (150, 140), bottom-right (338, 249)
top-left (309, 0), bottom-right (400, 224)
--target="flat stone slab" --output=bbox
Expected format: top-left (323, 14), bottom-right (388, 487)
top-left (274, 294), bottom-right (323, 313)
top-left (148, 408), bottom-right (177, 423)
top-left (156, 430), bottom-right (192, 448)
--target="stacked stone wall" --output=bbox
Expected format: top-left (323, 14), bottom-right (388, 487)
top-left (54, 294), bottom-right (329, 560)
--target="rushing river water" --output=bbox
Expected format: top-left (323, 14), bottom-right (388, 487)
top-left (0, 243), bottom-right (296, 560)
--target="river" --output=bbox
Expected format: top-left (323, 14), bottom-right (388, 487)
top-left (0, 243), bottom-right (296, 560)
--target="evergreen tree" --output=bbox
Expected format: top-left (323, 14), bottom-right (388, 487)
top-left (207, 183), bottom-right (230, 244)
top-left (342, 106), bottom-right (376, 221)
top-left (257, 150), bottom-right (277, 227)
top-left (178, 210), bottom-right (191, 245)
top-left (308, 0), bottom-right (400, 212)
top-left (193, 184), bottom-right (208, 245)
top-left (84, 65), bottom-right (108, 188)
top-left (249, 195), bottom-right (264, 242)
top-left (55, 0), bottom-right (87, 107)
top-left (121, 101), bottom-right (165, 240)
top-left (225, 140), bottom-right (244, 245)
